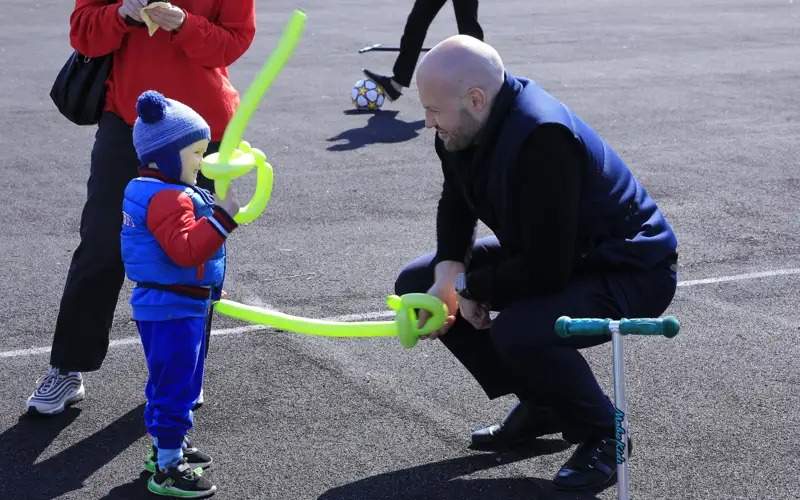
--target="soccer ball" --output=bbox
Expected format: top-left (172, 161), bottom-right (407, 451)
top-left (351, 79), bottom-right (385, 111)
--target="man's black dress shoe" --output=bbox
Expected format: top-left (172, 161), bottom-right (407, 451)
top-left (362, 69), bottom-right (402, 101)
top-left (553, 436), bottom-right (633, 491)
top-left (470, 401), bottom-right (561, 451)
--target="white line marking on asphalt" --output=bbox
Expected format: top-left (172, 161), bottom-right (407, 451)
top-left (0, 311), bottom-right (394, 359)
top-left (2, 268), bottom-right (797, 359)
top-left (676, 268), bottom-right (800, 287)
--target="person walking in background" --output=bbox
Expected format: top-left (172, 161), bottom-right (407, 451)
top-left (363, 0), bottom-right (483, 101)
top-left (26, 0), bottom-right (255, 415)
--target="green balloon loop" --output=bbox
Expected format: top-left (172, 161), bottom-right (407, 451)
top-left (201, 9), bottom-right (307, 224)
top-left (213, 293), bottom-right (448, 349)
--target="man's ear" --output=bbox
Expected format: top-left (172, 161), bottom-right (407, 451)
top-left (466, 87), bottom-right (487, 112)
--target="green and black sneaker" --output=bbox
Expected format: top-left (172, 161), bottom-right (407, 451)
top-left (147, 459), bottom-right (216, 498)
top-left (145, 438), bottom-right (213, 473)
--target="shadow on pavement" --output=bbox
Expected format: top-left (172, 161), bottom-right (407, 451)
top-left (326, 110), bottom-right (425, 151)
top-left (99, 470), bottom-right (153, 499)
top-left (0, 404), bottom-right (146, 499)
top-left (318, 438), bottom-right (603, 500)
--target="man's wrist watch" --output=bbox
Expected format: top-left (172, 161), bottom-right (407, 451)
top-left (454, 272), bottom-right (473, 300)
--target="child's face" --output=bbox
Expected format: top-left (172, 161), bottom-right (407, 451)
top-left (179, 139), bottom-right (210, 185)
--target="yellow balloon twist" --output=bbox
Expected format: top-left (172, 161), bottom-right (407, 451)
top-left (213, 293), bottom-right (448, 349)
top-left (201, 10), bottom-right (306, 224)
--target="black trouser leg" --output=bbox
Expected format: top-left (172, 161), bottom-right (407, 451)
top-left (392, 0), bottom-right (448, 87)
top-left (452, 0), bottom-right (483, 40)
top-left (50, 113), bottom-right (139, 372)
top-left (392, 0), bottom-right (484, 86)
top-left (488, 267), bottom-right (676, 443)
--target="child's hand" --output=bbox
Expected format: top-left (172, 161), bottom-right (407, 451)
top-left (217, 187), bottom-right (240, 218)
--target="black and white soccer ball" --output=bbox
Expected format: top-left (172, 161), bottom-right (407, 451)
top-left (351, 79), bottom-right (386, 111)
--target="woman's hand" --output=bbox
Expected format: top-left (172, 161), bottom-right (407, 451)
top-left (118, 0), bottom-right (147, 23)
top-left (144, 3), bottom-right (186, 32)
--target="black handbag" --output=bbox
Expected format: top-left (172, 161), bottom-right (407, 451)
top-left (49, 51), bottom-right (112, 126)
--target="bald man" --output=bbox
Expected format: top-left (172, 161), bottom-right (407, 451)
top-left (394, 36), bottom-right (678, 492)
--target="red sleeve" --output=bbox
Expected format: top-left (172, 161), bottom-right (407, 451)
top-left (70, 0), bottom-right (134, 56)
top-left (170, 1), bottom-right (256, 68)
top-left (146, 190), bottom-right (236, 268)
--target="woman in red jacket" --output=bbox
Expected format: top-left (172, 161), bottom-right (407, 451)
top-left (27, 0), bottom-right (255, 420)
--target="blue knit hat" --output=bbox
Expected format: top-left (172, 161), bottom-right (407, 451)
top-left (132, 91), bottom-right (211, 180)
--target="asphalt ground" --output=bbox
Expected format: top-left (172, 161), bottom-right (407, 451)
top-left (1, 0), bottom-right (799, 498)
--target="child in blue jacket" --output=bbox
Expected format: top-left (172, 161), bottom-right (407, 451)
top-left (122, 90), bottom-right (239, 498)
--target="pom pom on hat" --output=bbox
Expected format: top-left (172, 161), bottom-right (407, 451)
top-left (136, 90), bottom-right (167, 124)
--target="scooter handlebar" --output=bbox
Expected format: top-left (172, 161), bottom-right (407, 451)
top-left (555, 316), bottom-right (680, 338)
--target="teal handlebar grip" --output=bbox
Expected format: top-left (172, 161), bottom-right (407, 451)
top-left (555, 317), bottom-right (610, 338)
top-left (619, 316), bottom-right (680, 338)
top-left (556, 316), bottom-right (680, 338)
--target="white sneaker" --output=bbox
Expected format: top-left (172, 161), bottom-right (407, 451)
top-left (26, 367), bottom-right (85, 415)
top-left (192, 387), bottom-right (204, 410)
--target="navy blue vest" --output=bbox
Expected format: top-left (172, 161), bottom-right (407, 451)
top-left (464, 75), bottom-right (677, 270)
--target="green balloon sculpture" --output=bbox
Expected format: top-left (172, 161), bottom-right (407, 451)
top-left (200, 10), bottom-right (307, 224)
top-left (201, 10), bottom-right (447, 347)
top-left (217, 293), bottom-right (448, 349)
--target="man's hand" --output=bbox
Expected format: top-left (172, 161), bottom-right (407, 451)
top-left (417, 281), bottom-right (458, 340)
top-left (143, 3), bottom-right (186, 32)
top-left (118, 0), bottom-right (147, 23)
top-left (458, 297), bottom-right (491, 330)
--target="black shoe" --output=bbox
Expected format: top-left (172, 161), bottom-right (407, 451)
top-left (553, 436), bottom-right (632, 491)
top-left (147, 458), bottom-right (217, 498)
top-left (183, 437), bottom-right (213, 468)
top-left (470, 401), bottom-right (561, 451)
top-left (362, 69), bottom-right (402, 101)
top-left (145, 437), bottom-right (213, 473)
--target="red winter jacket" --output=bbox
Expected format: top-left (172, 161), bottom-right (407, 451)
top-left (70, 0), bottom-right (256, 141)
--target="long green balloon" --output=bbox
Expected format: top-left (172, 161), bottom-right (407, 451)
top-left (201, 9), bottom-right (306, 223)
top-left (213, 293), bottom-right (448, 349)
top-left (219, 10), bottom-right (307, 163)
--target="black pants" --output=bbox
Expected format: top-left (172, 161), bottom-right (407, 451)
top-left (395, 236), bottom-right (677, 443)
top-left (50, 112), bottom-right (218, 372)
top-left (393, 0), bottom-right (484, 87)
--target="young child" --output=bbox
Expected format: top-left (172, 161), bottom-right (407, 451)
top-left (122, 90), bottom-right (239, 498)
